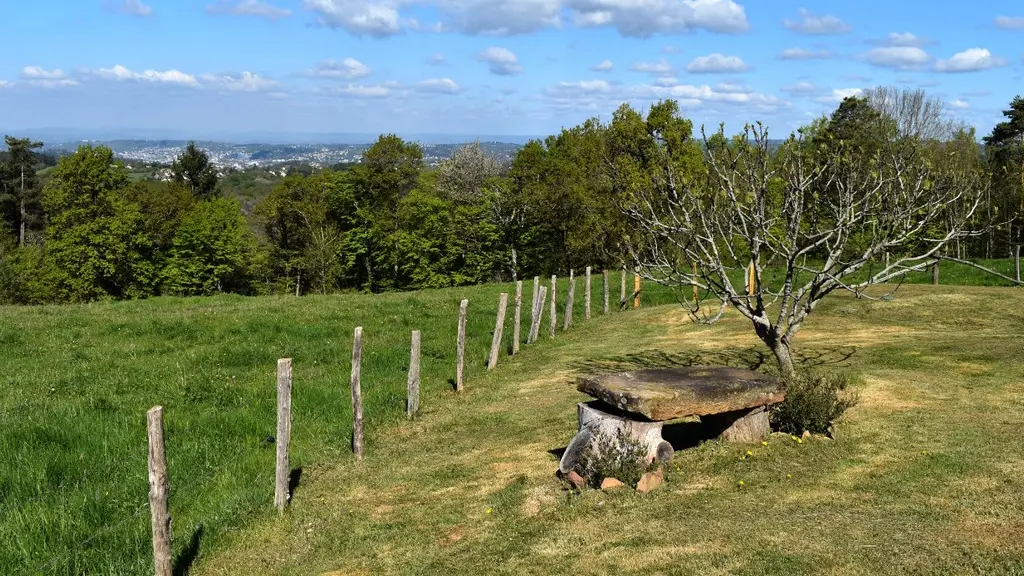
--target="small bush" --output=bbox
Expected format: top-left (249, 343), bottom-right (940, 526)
top-left (575, 428), bottom-right (655, 488)
top-left (771, 371), bottom-right (859, 435)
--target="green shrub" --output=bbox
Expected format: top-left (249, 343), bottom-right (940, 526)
top-left (771, 371), bottom-right (859, 435)
top-left (575, 428), bottom-right (656, 488)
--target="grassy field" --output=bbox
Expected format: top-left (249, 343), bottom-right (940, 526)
top-left (0, 271), bottom-right (678, 575)
top-left (1, 263), bottom-right (1021, 575)
top-left (190, 284), bottom-right (1024, 575)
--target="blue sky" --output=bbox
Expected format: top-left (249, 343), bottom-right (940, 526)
top-left (0, 0), bottom-right (1022, 140)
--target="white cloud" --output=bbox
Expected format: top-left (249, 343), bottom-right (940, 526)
top-left (715, 82), bottom-right (752, 93)
top-left (780, 81), bottom-right (818, 95)
top-left (686, 53), bottom-right (748, 73)
top-left (433, 0), bottom-right (561, 35)
top-left (866, 46), bottom-right (931, 70)
top-left (304, 58), bottom-right (372, 80)
top-left (21, 66), bottom-right (68, 80)
top-left (994, 16), bottom-right (1024, 30)
top-left (783, 8), bottom-right (850, 35)
top-left (629, 60), bottom-right (673, 75)
top-left (568, 0), bottom-right (749, 37)
top-left (206, 0), bottom-right (292, 19)
top-left (876, 32), bottom-right (930, 47)
top-left (544, 79), bottom-right (613, 98)
top-left (815, 87), bottom-right (863, 103)
top-left (201, 71), bottom-right (280, 92)
top-left (0, 80), bottom-right (9, 89)
top-left (322, 84), bottom-right (393, 97)
top-left (777, 47), bottom-right (832, 60)
top-left (115, 0), bottom-right (153, 16)
top-left (654, 77), bottom-right (678, 86)
top-left (18, 67), bottom-right (79, 88)
top-left (934, 48), bottom-right (1007, 73)
top-left (427, 53), bottom-right (445, 66)
top-left (477, 47), bottom-right (523, 75)
top-left (662, 45), bottom-right (680, 54)
top-left (949, 99), bottom-right (970, 109)
top-left (93, 65), bottom-right (199, 86)
top-left (591, 59), bottom-right (614, 72)
top-left (304, 0), bottom-right (401, 37)
top-left (415, 78), bottom-right (462, 93)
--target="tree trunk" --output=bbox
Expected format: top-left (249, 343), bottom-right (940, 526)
top-left (770, 339), bottom-right (794, 377)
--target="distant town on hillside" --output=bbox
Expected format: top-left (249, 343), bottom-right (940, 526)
top-left (36, 139), bottom-right (524, 171)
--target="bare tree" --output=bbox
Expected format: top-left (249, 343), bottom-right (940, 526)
top-left (864, 86), bottom-right (961, 141)
top-left (618, 109), bottom-right (985, 376)
top-left (436, 141), bottom-right (506, 203)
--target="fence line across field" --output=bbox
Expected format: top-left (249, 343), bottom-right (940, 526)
top-left (126, 266), bottom-right (637, 575)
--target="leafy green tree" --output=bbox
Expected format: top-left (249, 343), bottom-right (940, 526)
top-left (43, 145), bottom-right (156, 301)
top-left (351, 134), bottom-right (424, 291)
top-left (0, 136), bottom-right (44, 245)
top-left (171, 141), bottom-right (219, 199)
top-left (983, 96), bottom-right (1024, 253)
top-left (162, 198), bottom-right (254, 295)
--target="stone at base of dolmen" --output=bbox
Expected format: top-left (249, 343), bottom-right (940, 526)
top-left (557, 401), bottom-right (673, 474)
top-left (702, 406), bottom-right (770, 443)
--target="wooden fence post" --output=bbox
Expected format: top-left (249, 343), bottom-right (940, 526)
top-left (512, 281), bottom-right (522, 355)
top-left (620, 267), bottom-right (626, 308)
top-left (529, 286), bottom-right (547, 342)
top-left (529, 276), bottom-right (539, 337)
top-left (549, 275), bottom-right (557, 338)
top-left (146, 406), bottom-right (172, 576)
top-left (407, 330), bottom-right (421, 418)
top-left (488, 293), bottom-right (509, 370)
top-left (563, 270), bottom-right (575, 330)
top-left (932, 261), bottom-right (940, 286)
top-left (274, 358), bottom-right (292, 512)
top-left (585, 267), bottom-right (592, 320)
top-left (456, 299), bottom-right (468, 391)
top-left (747, 261), bottom-right (755, 296)
top-left (351, 327), bottom-right (364, 459)
top-left (633, 273), bottom-right (641, 309)
top-left (1015, 245), bottom-right (1021, 283)
top-left (602, 270), bottom-right (609, 315)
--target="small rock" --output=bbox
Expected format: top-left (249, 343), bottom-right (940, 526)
top-left (600, 477), bottom-right (625, 491)
top-left (636, 469), bottom-right (664, 494)
top-left (801, 430), bottom-right (812, 440)
top-left (566, 470), bottom-right (586, 489)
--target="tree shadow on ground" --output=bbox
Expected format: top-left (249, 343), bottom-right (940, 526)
top-left (289, 467), bottom-right (303, 501)
top-left (173, 524), bottom-right (204, 576)
top-left (569, 346), bottom-right (857, 376)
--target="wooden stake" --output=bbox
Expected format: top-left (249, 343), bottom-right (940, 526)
top-left (602, 270), bottom-right (609, 315)
top-left (146, 406), bottom-right (172, 576)
top-left (529, 276), bottom-right (539, 337)
top-left (456, 299), bottom-right (468, 391)
top-left (350, 327), bottom-right (364, 459)
top-left (488, 293), bottom-right (508, 370)
top-left (584, 266), bottom-right (592, 320)
top-left (620, 267), bottom-right (626, 308)
top-left (407, 331), bottom-right (421, 418)
top-left (530, 286), bottom-right (547, 342)
top-left (633, 273), bottom-right (641, 309)
top-left (274, 358), bottom-right (292, 512)
top-left (549, 275), bottom-right (557, 338)
top-left (512, 281), bottom-right (522, 355)
top-left (747, 261), bottom-right (755, 296)
top-left (563, 270), bottom-right (575, 330)
top-left (932, 260), bottom-right (940, 286)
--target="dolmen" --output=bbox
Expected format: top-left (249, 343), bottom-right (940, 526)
top-left (559, 366), bottom-right (784, 473)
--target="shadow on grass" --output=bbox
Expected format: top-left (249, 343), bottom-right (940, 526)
top-left (289, 467), bottom-right (303, 501)
top-left (173, 524), bottom-right (204, 576)
top-left (569, 346), bottom-right (857, 375)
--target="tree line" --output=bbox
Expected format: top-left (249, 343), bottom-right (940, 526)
top-left (0, 87), bottom-right (1021, 305)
